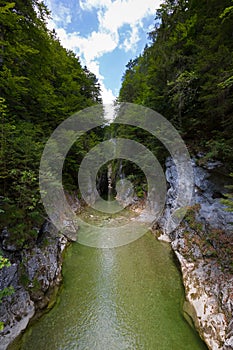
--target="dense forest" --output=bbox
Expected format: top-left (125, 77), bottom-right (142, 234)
top-left (119, 0), bottom-right (233, 169)
top-left (1, 0), bottom-right (233, 247)
top-left (0, 0), bottom-right (102, 245)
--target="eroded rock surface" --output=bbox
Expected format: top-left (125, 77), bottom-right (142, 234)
top-left (0, 222), bottom-right (69, 350)
top-left (156, 157), bottom-right (233, 350)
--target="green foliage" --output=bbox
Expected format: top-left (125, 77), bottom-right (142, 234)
top-left (0, 255), bottom-right (10, 269)
top-left (106, 120), bottom-right (168, 189)
top-left (0, 285), bottom-right (14, 303)
top-left (221, 173), bottom-right (233, 213)
top-left (178, 206), bottom-right (233, 273)
top-left (182, 205), bottom-right (203, 231)
top-left (221, 195), bottom-right (233, 212)
top-left (220, 1), bottom-right (233, 20)
top-left (119, 0), bottom-right (233, 168)
top-left (0, 0), bottom-right (101, 127)
top-left (19, 268), bottom-right (30, 289)
top-left (0, 255), bottom-right (15, 331)
top-left (0, 0), bottom-right (102, 241)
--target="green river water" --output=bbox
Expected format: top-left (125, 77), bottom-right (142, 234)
top-left (17, 207), bottom-right (207, 350)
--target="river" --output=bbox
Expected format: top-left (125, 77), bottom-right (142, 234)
top-left (17, 207), bottom-right (207, 350)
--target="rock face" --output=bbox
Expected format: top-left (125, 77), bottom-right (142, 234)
top-left (0, 222), bottom-right (69, 350)
top-left (156, 157), bottom-right (233, 350)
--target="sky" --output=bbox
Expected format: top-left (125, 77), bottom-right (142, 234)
top-left (44, 0), bottom-right (163, 103)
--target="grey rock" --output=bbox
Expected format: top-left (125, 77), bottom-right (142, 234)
top-left (157, 156), bottom-right (233, 350)
top-left (223, 319), bottom-right (233, 350)
top-left (0, 223), bottom-right (68, 350)
top-left (0, 264), bottom-right (18, 290)
top-left (0, 289), bottom-right (35, 350)
top-left (21, 239), bottom-right (61, 295)
top-left (158, 157), bottom-right (233, 234)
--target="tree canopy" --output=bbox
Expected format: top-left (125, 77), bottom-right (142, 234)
top-left (1, 0), bottom-right (233, 244)
top-left (0, 0), bottom-right (102, 243)
top-left (119, 0), bottom-right (233, 168)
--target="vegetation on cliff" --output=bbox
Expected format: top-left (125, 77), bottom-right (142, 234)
top-left (0, 0), bottom-right (102, 244)
top-left (0, 0), bottom-right (233, 250)
top-left (119, 0), bottom-right (233, 169)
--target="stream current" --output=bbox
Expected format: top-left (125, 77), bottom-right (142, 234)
top-left (18, 205), bottom-right (207, 350)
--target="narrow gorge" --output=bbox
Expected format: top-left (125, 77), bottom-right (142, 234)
top-left (1, 150), bottom-right (232, 350)
top-left (1, 1), bottom-right (233, 350)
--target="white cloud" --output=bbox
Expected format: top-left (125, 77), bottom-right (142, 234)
top-left (54, 4), bottom-right (72, 26)
top-left (45, 0), bottom-right (72, 27)
top-left (62, 1), bottom-right (156, 61)
top-left (89, 0), bottom-right (162, 54)
top-left (84, 60), bottom-right (116, 103)
top-left (82, 31), bottom-right (118, 61)
top-left (101, 86), bottom-right (116, 104)
top-left (80, 0), bottom-right (111, 11)
top-left (87, 60), bottom-right (103, 79)
top-left (98, 0), bottom-right (155, 33)
top-left (53, 28), bottom-right (118, 103)
top-left (49, 27), bottom-right (116, 103)
top-left (120, 24), bottom-right (140, 52)
top-left (45, 0), bottom-right (163, 103)
top-left (55, 28), bottom-right (118, 61)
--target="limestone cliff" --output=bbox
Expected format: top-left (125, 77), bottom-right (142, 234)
top-left (0, 222), bottom-right (68, 350)
top-left (156, 157), bottom-right (233, 350)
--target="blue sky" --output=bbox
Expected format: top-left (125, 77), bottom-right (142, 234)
top-left (44, 0), bottom-right (163, 103)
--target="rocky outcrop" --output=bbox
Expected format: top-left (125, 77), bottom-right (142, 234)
top-left (156, 157), bottom-right (233, 350)
top-left (172, 227), bottom-right (233, 350)
top-left (0, 222), bottom-right (69, 350)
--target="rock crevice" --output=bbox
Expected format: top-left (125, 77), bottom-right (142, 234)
top-left (0, 222), bottom-right (69, 350)
top-left (156, 157), bottom-right (233, 350)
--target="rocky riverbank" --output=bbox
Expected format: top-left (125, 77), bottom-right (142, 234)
top-left (0, 221), bottom-right (70, 350)
top-left (1, 158), bottom-right (232, 350)
top-left (155, 157), bottom-right (233, 350)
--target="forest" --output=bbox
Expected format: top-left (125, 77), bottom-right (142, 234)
top-left (1, 1), bottom-right (233, 347)
top-left (119, 0), bottom-right (233, 168)
top-left (0, 0), bottom-right (233, 247)
top-left (0, 0), bottom-right (102, 246)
